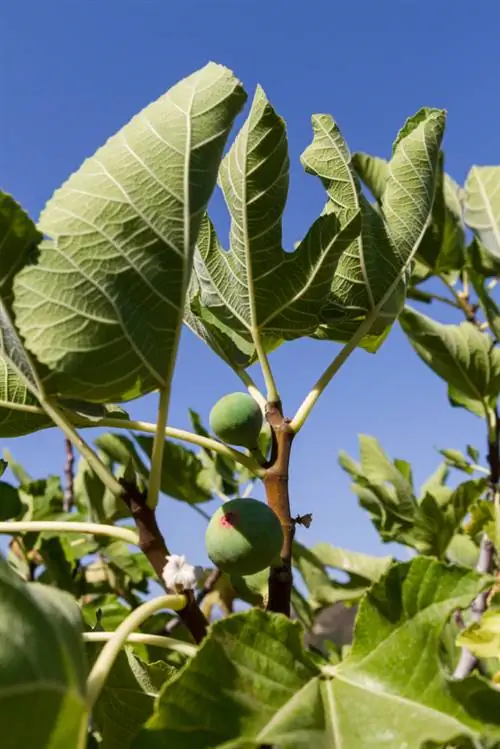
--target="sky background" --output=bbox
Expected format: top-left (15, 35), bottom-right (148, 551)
top-left (1, 1), bottom-right (499, 570)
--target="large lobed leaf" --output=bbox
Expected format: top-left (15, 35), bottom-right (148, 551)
top-left (310, 107), bottom-right (446, 350)
top-left (185, 86), bottom-right (361, 370)
top-left (12, 63), bottom-right (247, 402)
top-left (0, 557), bottom-right (88, 748)
top-left (133, 558), bottom-right (500, 749)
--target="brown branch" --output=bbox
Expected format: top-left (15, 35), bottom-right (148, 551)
top-left (163, 567), bottom-right (222, 635)
top-left (63, 437), bottom-right (75, 513)
top-left (119, 479), bottom-right (208, 644)
top-left (263, 401), bottom-right (295, 617)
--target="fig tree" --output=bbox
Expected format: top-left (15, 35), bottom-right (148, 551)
top-left (209, 392), bottom-right (263, 449)
top-left (205, 497), bottom-right (283, 575)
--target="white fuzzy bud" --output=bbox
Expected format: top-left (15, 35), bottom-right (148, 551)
top-left (162, 554), bottom-right (199, 592)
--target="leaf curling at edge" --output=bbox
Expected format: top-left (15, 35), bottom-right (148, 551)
top-left (308, 107), bottom-right (446, 353)
top-left (12, 62), bottom-right (247, 403)
top-left (183, 85), bottom-right (362, 369)
top-left (132, 558), bottom-right (500, 749)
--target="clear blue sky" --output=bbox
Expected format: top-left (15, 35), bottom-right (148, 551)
top-left (1, 1), bottom-right (498, 568)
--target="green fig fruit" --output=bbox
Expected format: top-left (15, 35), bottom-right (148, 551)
top-left (209, 392), bottom-right (263, 449)
top-left (205, 498), bottom-right (283, 576)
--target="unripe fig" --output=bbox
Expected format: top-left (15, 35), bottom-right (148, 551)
top-left (205, 498), bottom-right (283, 575)
top-left (209, 392), bottom-right (263, 449)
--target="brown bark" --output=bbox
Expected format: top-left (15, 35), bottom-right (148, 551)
top-left (120, 479), bottom-right (208, 643)
top-left (263, 401), bottom-right (295, 616)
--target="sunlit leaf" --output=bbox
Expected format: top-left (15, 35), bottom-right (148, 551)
top-left (187, 86), bottom-right (361, 369)
top-left (13, 63), bottom-right (246, 402)
top-left (310, 108), bottom-right (445, 349)
top-left (464, 166), bottom-right (500, 259)
top-left (133, 559), bottom-right (500, 749)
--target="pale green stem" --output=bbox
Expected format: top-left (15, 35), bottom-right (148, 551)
top-left (290, 314), bottom-right (375, 433)
top-left (236, 369), bottom-right (267, 409)
top-left (86, 593), bottom-right (187, 709)
top-left (471, 463), bottom-right (490, 476)
top-left (0, 521), bottom-right (139, 546)
top-left (146, 386), bottom-right (171, 509)
top-left (83, 631), bottom-right (196, 657)
top-left (488, 278), bottom-right (498, 291)
top-left (94, 418), bottom-right (264, 477)
top-left (253, 337), bottom-right (279, 402)
top-left (39, 397), bottom-right (123, 496)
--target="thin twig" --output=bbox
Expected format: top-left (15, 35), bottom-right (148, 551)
top-left (63, 438), bottom-right (75, 513)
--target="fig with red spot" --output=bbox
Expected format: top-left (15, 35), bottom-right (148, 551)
top-left (205, 498), bottom-right (283, 575)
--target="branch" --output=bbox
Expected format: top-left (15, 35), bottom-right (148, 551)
top-left (440, 274), bottom-right (479, 325)
top-left (40, 396), bottom-right (124, 496)
top-left (88, 418), bottom-right (264, 477)
top-left (263, 401), bottom-right (295, 616)
top-left (83, 631), bottom-right (196, 657)
top-left (290, 312), bottom-right (376, 433)
top-left (235, 369), bottom-right (267, 409)
top-left (0, 521), bottom-right (139, 546)
top-left (147, 386), bottom-right (171, 509)
top-left (63, 438), bottom-right (75, 512)
top-left (119, 480), bottom-right (209, 644)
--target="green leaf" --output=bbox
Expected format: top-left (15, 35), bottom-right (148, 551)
top-left (456, 608), bottom-right (500, 659)
top-left (0, 557), bottom-right (88, 748)
top-left (420, 462), bottom-right (450, 499)
top-left (134, 435), bottom-right (213, 503)
top-left (464, 166), bottom-right (500, 259)
top-left (134, 560), bottom-right (500, 749)
top-left (89, 644), bottom-right (174, 749)
top-left (312, 542), bottom-right (393, 582)
top-left (355, 151), bottom-right (466, 276)
top-left (467, 237), bottom-right (500, 278)
top-left (445, 534), bottom-right (480, 568)
top-left (352, 151), bottom-right (388, 201)
top-left (439, 448), bottom-right (474, 474)
top-left (0, 479), bottom-right (22, 520)
top-left (311, 108), bottom-right (445, 350)
top-left (13, 63), bottom-right (246, 402)
top-left (188, 408), bottom-right (239, 496)
top-left (468, 267), bottom-right (500, 340)
top-left (292, 540), bottom-right (388, 608)
top-left (188, 86), bottom-right (361, 368)
top-left (400, 306), bottom-right (500, 410)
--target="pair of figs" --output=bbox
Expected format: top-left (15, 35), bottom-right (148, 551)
top-left (205, 393), bottom-right (282, 576)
